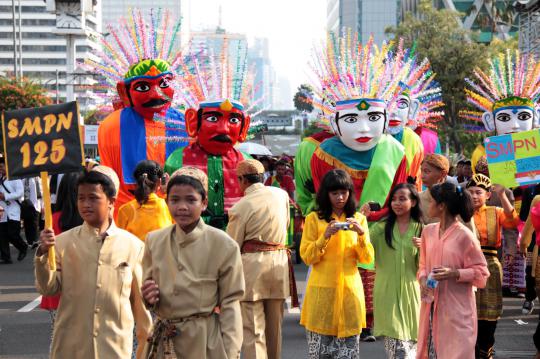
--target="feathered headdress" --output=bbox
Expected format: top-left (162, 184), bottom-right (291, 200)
top-left (173, 36), bottom-right (262, 116)
top-left (84, 8), bottom-right (183, 85)
top-left (385, 40), bottom-right (444, 127)
top-left (308, 32), bottom-right (421, 119)
top-left (463, 49), bottom-right (540, 122)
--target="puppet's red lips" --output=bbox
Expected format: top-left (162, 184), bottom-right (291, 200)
top-left (355, 137), bottom-right (372, 143)
top-left (389, 120), bottom-right (401, 127)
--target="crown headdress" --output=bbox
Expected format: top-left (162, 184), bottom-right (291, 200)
top-left (466, 173), bottom-right (492, 191)
top-left (464, 50), bottom-right (540, 119)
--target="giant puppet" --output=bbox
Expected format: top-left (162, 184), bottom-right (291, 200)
top-left (386, 44), bottom-right (445, 183)
top-left (85, 9), bottom-right (187, 210)
top-left (464, 50), bottom-right (540, 172)
top-left (302, 34), bottom-right (409, 338)
top-left (164, 40), bottom-right (255, 228)
top-left (305, 35), bottom-right (408, 213)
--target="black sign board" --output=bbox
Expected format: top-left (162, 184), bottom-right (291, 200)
top-left (1, 101), bottom-right (84, 179)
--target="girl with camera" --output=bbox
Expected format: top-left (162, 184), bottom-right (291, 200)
top-left (299, 169), bottom-right (374, 358)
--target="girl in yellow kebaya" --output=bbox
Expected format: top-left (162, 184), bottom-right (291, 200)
top-left (117, 160), bottom-right (172, 241)
top-left (300, 169), bottom-right (374, 358)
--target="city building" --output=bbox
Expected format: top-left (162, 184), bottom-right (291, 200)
top-left (400, 0), bottom-right (519, 43)
top-left (515, 0), bottom-right (540, 57)
top-left (248, 37), bottom-right (274, 110)
top-left (326, 0), bottom-right (397, 45)
top-left (0, 0), bottom-right (101, 110)
top-left (101, 0), bottom-right (181, 28)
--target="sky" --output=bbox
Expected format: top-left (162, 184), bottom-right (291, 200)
top-left (184, 0), bottom-right (327, 108)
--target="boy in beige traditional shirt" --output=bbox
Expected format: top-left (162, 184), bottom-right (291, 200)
top-left (141, 167), bottom-right (245, 359)
top-left (35, 166), bottom-right (151, 359)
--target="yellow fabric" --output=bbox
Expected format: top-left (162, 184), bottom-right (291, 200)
top-left (471, 144), bottom-right (486, 174)
top-left (34, 222), bottom-right (152, 359)
top-left (117, 193), bottom-right (173, 241)
top-left (300, 211), bottom-right (374, 337)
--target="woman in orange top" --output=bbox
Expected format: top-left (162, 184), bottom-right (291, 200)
top-left (117, 160), bottom-right (172, 241)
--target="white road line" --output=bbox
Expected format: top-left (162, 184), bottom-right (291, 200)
top-left (17, 296), bottom-right (42, 313)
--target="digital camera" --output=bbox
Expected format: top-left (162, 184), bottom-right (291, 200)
top-left (334, 222), bottom-right (351, 230)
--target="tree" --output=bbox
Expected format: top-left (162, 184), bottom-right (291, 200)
top-left (0, 77), bottom-right (52, 111)
top-left (293, 84), bottom-right (314, 113)
top-left (386, 0), bottom-right (517, 155)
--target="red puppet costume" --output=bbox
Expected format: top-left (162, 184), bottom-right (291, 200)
top-left (165, 99), bottom-right (251, 228)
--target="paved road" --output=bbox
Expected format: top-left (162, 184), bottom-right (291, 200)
top-left (0, 247), bottom-right (537, 358)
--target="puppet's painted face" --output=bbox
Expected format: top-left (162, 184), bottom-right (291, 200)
top-left (128, 74), bottom-right (174, 119)
top-left (493, 106), bottom-right (535, 135)
top-left (331, 99), bottom-right (387, 151)
top-left (388, 94), bottom-right (410, 135)
top-left (482, 96), bottom-right (540, 135)
top-left (185, 100), bottom-right (251, 156)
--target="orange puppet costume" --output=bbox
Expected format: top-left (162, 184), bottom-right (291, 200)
top-left (85, 9), bottom-right (187, 211)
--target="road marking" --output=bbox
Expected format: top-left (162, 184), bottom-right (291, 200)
top-left (17, 296), bottom-right (42, 313)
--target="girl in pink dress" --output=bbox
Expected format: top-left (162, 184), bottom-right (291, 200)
top-left (416, 183), bottom-right (489, 359)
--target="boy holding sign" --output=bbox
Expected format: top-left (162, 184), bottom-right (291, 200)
top-left (35, 167), bottom-right (151, 358)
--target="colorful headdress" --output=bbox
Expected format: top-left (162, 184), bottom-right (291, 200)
top-left (463, 49), bottom-right (540, 121)
top-left (386, 40), bottom-right (444, 126)
top-left (309, 32), bottom-right (418, 120)
top-left (173, 36), bottom-right (261, 116)
top-left (84, 8), bottom-right (183, 84)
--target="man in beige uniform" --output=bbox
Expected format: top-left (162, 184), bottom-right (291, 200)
top-left (419, 154), bottom-right (477, 234)
top-left (34, 166), bottom-right (152, 359)
top-left (227, 159), bottom-right (293, 359)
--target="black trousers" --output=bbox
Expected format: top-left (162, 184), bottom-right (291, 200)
top-left (0, 220), bottom-right (27, 261)
top-left (21, 206), bottom-right (40, 245)
top-left (526, 264), bottom-right (537, 301)
top-left (476, 320), bottom-right (497, 358)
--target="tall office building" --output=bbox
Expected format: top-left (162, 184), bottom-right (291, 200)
top-left (0, 0), bottom-right (101, 109)
top-left (101, 0), bottom-right (181, 28)
top-left (326, 0), bottom-right (397, 45)
top-left (248, 38), bottom-right (274, 110)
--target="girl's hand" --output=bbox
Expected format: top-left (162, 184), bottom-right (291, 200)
top-left (324, 220), bottom-right (339, 239)
top-left (141, 279), bottom-right (160, 305)
top-left (37, 229), bottom-right (55, 256)
top-left (346, 217), bottom-right (364, 235)
top-left (431, 267), bottom-right (459, 281)
top-left (412, 236), bottom-right (422, 248)
top-left (359, 203), bottom-right (371, 217)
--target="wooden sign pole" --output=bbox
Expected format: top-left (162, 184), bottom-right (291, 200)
top-left (40, 171), bottom-right (55, 271)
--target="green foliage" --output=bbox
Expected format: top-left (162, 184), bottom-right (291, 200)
top-left (301, 121), bottom-right (324, 139)
top-left (293, 84), bottom-right (314, 113)
top-left (386, 0), bottom-right (517, 154)
top-left (0, 77), bottom-right (52, 111)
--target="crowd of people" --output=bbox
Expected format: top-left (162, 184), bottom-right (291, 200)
top-left (0, 149), bottom-right (533, 359)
